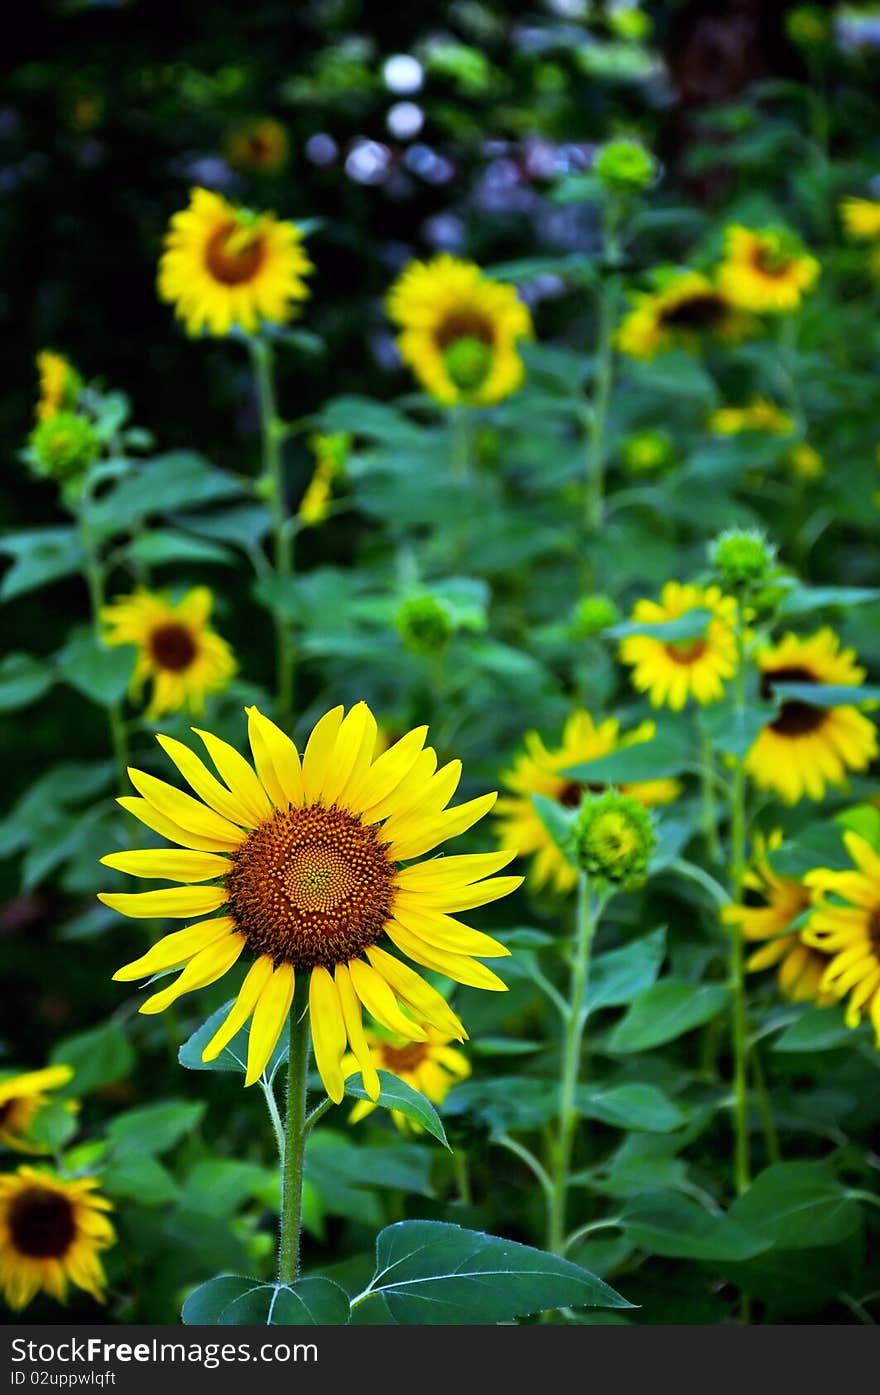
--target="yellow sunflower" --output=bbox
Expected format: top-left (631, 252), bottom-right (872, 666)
top-left (0, 1168), bottom-right (114, 1310)
top-left (803, 831), bottom-right (880, 1039)
top-left (35, 351), bottom-right (80, 423)
top-left (101, 586), bottom-right (236, 720)
top-left (495, 710), bottom-right (680, 895)
top-left (723, 831), bottom-right (832, 1003)
top-left (157, 187), bottom-right (313, 337)
top-left (99, 703), bottom-right (520, 1103)
top-left (745, 630), bottom-right (877, 804)
top-left (386, 254), bottom-right (532, 406)
top-left (840, 197), bottom-right (880, 241)
top-left (345, 1028), bottom-right (470, 1132)
top-left (225, 117), bottom-right (289, 174)
top-left (0, 1067), bottom-right (74, 1154)
top-left (717, 225), bottom-right (820, 314)
top-left (709, 397), bottom-right (794, 437)
top-left (614, 270), bottom-right (749, 360)
top-left (619, 582), bottom-right (738, 711)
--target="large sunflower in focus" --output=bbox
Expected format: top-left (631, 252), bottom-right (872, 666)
top-left (0, 1168), bottom-right (114, 1310)
top-left (386, 254), bottom-right (532, 406)
top-left (99, 704), bottom-right (519, 1103)
top-left (619, 582), bottom-right (738, 711)
top-left (745, 630), bottom-right (877, 804)
top-left (803, 832), bottom-right (880, 1039)
top-left (614, 270), bottom-right (749, 360)
top-left (718, 225), bottom-right (820, 314)
top-left (158, 188), bottom-right (313, 337)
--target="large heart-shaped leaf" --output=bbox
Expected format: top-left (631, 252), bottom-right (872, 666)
top-left (182, 1275), bottom-right (350, 1326)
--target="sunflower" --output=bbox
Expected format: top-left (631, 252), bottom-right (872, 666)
top-left (386, 254), bottom-right (532, 406)
top-left (717, 225), bottom-right (820, 314)
top-left (723, 831), bottom-right (832, 1003)
top-left (745, 630), bottom-right (877, 804)
top-left (225, 117), bottom-right (289, 174)
top-left (709, 397), bottom-right (794, 437)
top-left (840, 197), bottom-right (880, 241)
top-left (101, 587), bottom-right (236, 720)
top-left (0, 1168), bottom-right (114, 1310)
top-left (345, 1028), bottom-right (470, 1132)
top-left (157, 187), bottom-right (313, 337)
top-left (0, 1067), bottom-right (73, 1154)
top-left (614, 270), bottom-right (749, 360)
top-left (35, 351), bottom-right (80, 422)
top-left (494, 710), bottom-right (680, 895)
top-left (619, 582), bottom-right (738, 711)
top-left (803, 832), bottom-right (880, 1040)
top-left (99, 703), bottom-right (520, 1103)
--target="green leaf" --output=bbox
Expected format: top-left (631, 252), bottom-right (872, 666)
top-left (87, 451), bottom-right (245, 538)
top-left (606, 610), bottom-right (714, 642)
top-left (56, 629), bottom-right (133, 705)
top-left (0, 653), bottom-right (54, 711)
top-left (562, 729), bottom-right (690, 784)
top-left (105, 1155), bottom-right (179, 1206)
top-left (577, 1084), bottom-right (686, 1133)
top-left (178, 1160), bottom-right (280, 1217)
top-left (182, 1275), bottom-right (350, 1326)
top-left (106, 1101), bottom-right (206, 1157)
top-left (778, 585), bottom-right (880, 617)
top-left (728, 1163), bottom-right (862, 1250)
top-left (770, 683), bottom-right (880, 707)
top-left (343, 1072), bottom-right (449, 1148)
top-left (357, 1222), bottom-right (631, 1324)
top-left (50, 1020), bottom-right (134, 1094)
top-left (607, 980), bottom-right (729, 1053)
top-left (178, 999), bottom-right (288, 1078)
top-left (772, 1004), bottom-right (854, 1053)
top-left (26, 1099), bottom-right (78, 1151)
top-left (699, 695), bottom-right (777, 759)
top-left (127, 529), bottom-right (235, 567)
top-left (471, 1037), bottom-right (541, 1056)
top-left (0, 528), bottom-right (86, 602)
top-left (621, 1192), bottom-right (767, 1261)
top-left (626, 351), bottom-right (719, 405)
top-left (443, 1077), bottom-right (556, 1131)
top-left (586, 927), bottom-right (667, 1013)
top-left (530, 795), bottom-right (576, 861)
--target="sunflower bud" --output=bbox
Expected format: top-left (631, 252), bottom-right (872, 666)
top-left (572, 593), bottom-right (619, 639)
top-left (785, 5), bottom-right (832, 48)
top-left (594, 139), bottom-right (655, 194)
top-left (572, 790), bottom-right (655, 888)
top-left (28, 412), bottom-right (98, 489)
top-left (443, 336), bottom-right (493, 393)
top-left (621, 429), bottom-right (673, 475)
top-left (395, 594), bottom-right (454, 656)
top-left (709, 528), bottom-right (776, 587)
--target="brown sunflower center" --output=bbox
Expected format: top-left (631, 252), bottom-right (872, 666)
top-left (224, 804), bottom-right (396, 969)
top-left (754, 244), bottom-right (791, 278)
top-left (660, 294), bottom-right (726, 331)
top-left (435, 311), bottom-right (494, 350)
top-left (149, 623), bottom-right (197, 673)
top-left (762, 665), bottom-right (826, 736)
top-left (205, 221), bottom-right (265, 285)
top-left (379, 1041), bottom-right (429, 1072)
top-left (664, 637), bottom-right (708, 665)
top-left (8, 1187), bottom-right (76, 1259)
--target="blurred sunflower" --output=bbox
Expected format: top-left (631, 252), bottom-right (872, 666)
top-left (0, 1066), bottom-right (73, 1154)
top-left (723, 831), bottom-right (832, 1003)
top-left (786, 442), bottom-right (825, 480)
top-left (619, 582), bottom-right (738, 711)
top-left (494, 710), bottom-right (680, 895)
top-left (99, 703), bottom-right (519, 1103)
top-left (709, 397), bottom-right (794, 437)
top-left (298, 432), bottom-right (348, 527)
top-left (225, 117), bottom-right (289, 174)
top-left (386, 254), bottom-right (532, 406)
top-left (0, 1168), bottom-right (114, 1310)
top-left (840, 197), bottom-right (880, 277)
top-left (745, 630), bottom-right (877, 804)
top-left (803, 832), bottom-right (880, 1039)
top-left (158, 187), bottom-right (312, 337)
top-left (718, 225), bottom-right (820, 314)
top-left (614, 270), bottom-right (748, 360)
top-left (345, 1028), bottom-right (470, 1132)
top-left (101, 587), bottom-right (236, 720)
top-left (35, 351), bottom-right (81, 422)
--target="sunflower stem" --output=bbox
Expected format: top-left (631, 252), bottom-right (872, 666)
top-left (728, 599), bottom-right (751, 1206)
top-left (77, 504), bottom-right (129, 790)
top-left (584, 212), bottom-right (621, 537)
top-left (450, 405), bottom-right (471, 481)
top-left (698, 724), bottom-right (723, 865)
top-left (277, 980), bottom-right (310, 1285)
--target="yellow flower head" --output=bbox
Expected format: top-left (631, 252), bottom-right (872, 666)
top-left (0, 1067), bottom-right (74, 1154)
top-left (225, 117), bottom-right (289, 174)
top-left (298, 432), bottom-right (349, 527)
top-left (98, 703), bottom-right (521, 1104)
top-left (803, 831), bottom-right (880, 1040)
top-left (619, 582), bottom-right (738, 711)
top-left (346, 1027), bottom-right (470, 1132)
top-left (101, 587), bottom-right (236, 720)
top-left (0, 1168), bottom-right (114, 1311)
top-left (386, 254), bottom-right (532, 406)
top-left (840, 197), bottom-right (880, 241)
top-left (723, 831), bottom-right (832, 1003)
top-left (786, 442), bottom-right (824, 479)
top-left (746, 629), bottom-right (877, 804)
top-left (35, 351), bottom-right (81, 423)
top-left (718, 225), bottom-right (820, 314)
top-left (494, 709), bottom-right (680, 895)
top-left (709, 397), bottom-right (794, 437)
top-left (158, 188), bottom-right (313, 337)
top-left (614, 269), bottom-right (750, 360)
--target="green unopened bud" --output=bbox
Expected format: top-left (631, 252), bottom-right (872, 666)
top-left (572, 593), bottom-right (619, 639)
top-left (622, 430), bottom-right (673, 475)
top-left (395, 594), bottom-right (454, 656)
top-left (28, 412), bottom-right (98, 487)
top-left (609, 8), bottom-right (652, 41)
top-left (443, 336), bottom-right (493, 394)
top-left (594, 139), bottom-right (655, 194)
top-left (710, 528), bottom-right (776, 586)
top-left (785, 5), bottom-right (831, 48)
top-left (573, 790), bottom-right (655, 888)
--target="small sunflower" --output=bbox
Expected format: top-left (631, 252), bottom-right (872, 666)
top-left (840, 197), bottom-right (880, 241)
top-left (723, 831), bottom-right (832, 1003)
top-left (225, 117), bottom-right (289, 174)
top-left (494, 710), bottom-right (680, 895)
top-left (745, 630), bottom-right (877, 804)
top-left (158, 187), bottom-right (313, 337)
top-left (386, 254), bottom-right (532, 406)
top-left (717, 225), bottom-right (820, 314)
top-left (101, 587), bottom-right (236, 720)
top-left (0, 1067), bottom-right (74, 1154)
top-left (614, 269), bottom-right (749, 360)
top-left (99, 703), bottom-right (520, 1103)
top-left (803, 832), bottom-right (880, 1039)
top-left (619, 582), bottom-right (738, 711)
top-left (0, 1168), bottom-right (114, 1310)
top-left (709, 397), bottom-right (794, 437)
top-left (35, 351), bottom-right (81, 423)
top-left (345, 1028), bottom-right (470, 1132)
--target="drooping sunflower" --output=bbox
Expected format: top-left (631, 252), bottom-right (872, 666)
top-left (225, 117), bottom-right (289, 174)
top-left (101, 587), bottom-right (236, 720)
top-left (802, 831), bottom-right (880, 1040)
top-left (619, 582), bottom-right (738, 711)
top-left (745, 630), bottom-right (877, 804)
top-left (709, 396), bottom-right (794, 437)
top-left (157, 187), bottom-right (313, 337)
top-left (0, 1168), bottom-right (114, 1310)
top-left (614, 269), bottom-right (749, 360)
top-left (345, 1028), bottom-right (470, 1132)
top-left (0, 1067), bottom-right (74, 1154)
top-left (35, 351), bottom-right (81, 422)
top-left (717, 225), bottom-right (820, 314)
top-left (99, 703), bottom-right (519, 1103)
top-left (723, 831), bottom-right (832, 1003)
top-left (386, 254), bottom-right (532, 406)
top-left (494, 710), bottom-right (680, 896)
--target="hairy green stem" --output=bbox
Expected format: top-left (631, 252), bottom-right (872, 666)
top-left (728, 601), bottom-right (751, 1202)
top-left (277, 980), bottom-right (310, 1284)
top-left (585, 217), bottom-right (620, 535)
top-left (450, 406), bottom-right (471, 481)
top-left (699, 726), bottom-right (722, 865)
top-left (250, 336), bottom-right (295, 729)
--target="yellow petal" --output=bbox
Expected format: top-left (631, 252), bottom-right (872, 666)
top-left (127, 768), bottom-right (243, 844)
top-left (245, 963), bottom-right (295, 1086)
top-left (116, 796), bottom-right (241, 854)
top-left (348, 959), bottom-right (427, 1041)
top-left (309, 966), bottom-right (348, 1103)
top-left (348, 726), bottom-right (428, 815)
top-left (385, 921), bottom-right (508, 991)
top-left (382, 758), bottom-right (462, 828)
top-left (202, 956), bottom-right (275, 1062)
top-left (245, 706), bottom-right (302, 809)
top-left (192, 728), bottom-right (274, 826)
top-left (390, 904), bottom-right (510, 958)
top-left (301, 706), bottom-right (345, 803)
top-left (100, 849), bottom-right (231, 882)
top-left (113, 917), bottom-right (236, 980)
top-left (394, 850), bottom-right (517, 889)
top-left (156, 734), bottom-right (253, 826)
top-left (98, 886), bottom-right (228, 919)
top-left (321, 703), bottom-right (377, 809)
top-left (387, 791), bottom-right (498, 860)
top-left (362, 747), bottom-right (437, 824)
top-left (334, 964), bottom-right (380, 1100)
top-left (366, 945), bottom-right (466, 1039)
top-left (394, 875), bottom-right (522, 913)
top-left (139, 933), bottom-right (245, 1014)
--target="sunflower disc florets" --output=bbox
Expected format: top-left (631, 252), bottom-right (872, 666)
top-left (572, 790), bottom-right (655, 888)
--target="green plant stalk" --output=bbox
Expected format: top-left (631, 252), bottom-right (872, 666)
top-left (728, 601), bottom-right (751, 1199)
top-left (699, 725), bottom-right (722, 865)
top-left (277, 979), bottom-right (311, 1284)
top-left (250, 336), bottom-right (295, 729)
top-left (450, 405), bottom-right (471, 481)
top-left (585, 214), bottom-right (621, 534)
